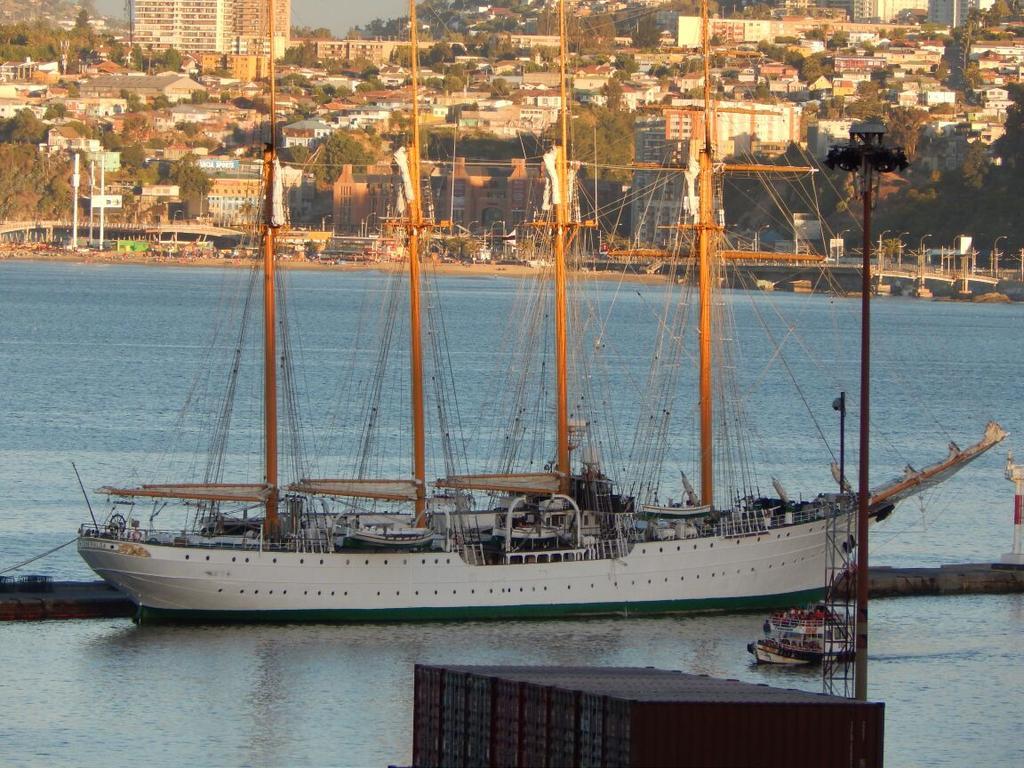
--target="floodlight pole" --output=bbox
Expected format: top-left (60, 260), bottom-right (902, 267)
top-left (855, 140), bottom-right (873, 704)
top-left (825, 122), bottom-right (907, 702)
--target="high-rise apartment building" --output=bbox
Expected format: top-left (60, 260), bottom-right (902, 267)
top-left (630, 116), bottom-right (692, 247)
top-left (134, 0), bottom-right (233, 53)
top-left (928, 0), bottom-right (994, 26)
top-left (855, 0), bottom-right (935, 21)
top-left (233, 0), bottom-right (291, 58)
top-left (133, 0), bottom-right (290, 56)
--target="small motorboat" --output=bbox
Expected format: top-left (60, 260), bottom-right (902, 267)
top-left (748, 604), bottom-right (854, 666)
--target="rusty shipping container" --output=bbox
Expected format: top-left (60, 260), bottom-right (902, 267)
top-left (412, 665), bottom-right (884, 768)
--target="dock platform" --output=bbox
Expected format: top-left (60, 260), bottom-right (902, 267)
top-left (869, 562), bottom-right (1024, 598)
top-left (0, 580), bottom-right (134, 621)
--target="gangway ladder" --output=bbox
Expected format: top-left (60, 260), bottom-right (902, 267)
top-left (822, 496), bottom-right (857, 698)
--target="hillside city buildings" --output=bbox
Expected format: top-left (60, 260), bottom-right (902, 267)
top-left (3, 0), bottom-right (1023, 248)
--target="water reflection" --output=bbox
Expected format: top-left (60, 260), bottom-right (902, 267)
top-left (2, 595), bottom-right (1022, 766)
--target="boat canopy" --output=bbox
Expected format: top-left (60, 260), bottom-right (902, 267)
top-left (869, 421), bottom-right (1007, 509)
top-left (97, 483), bottom-right (272, 503)
top-left (435, 472), bottom-right (563, 495)
top-left (287, 478), bottom-right (421, 502)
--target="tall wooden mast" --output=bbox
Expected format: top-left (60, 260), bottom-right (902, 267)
top-left (408, 0), bottom-right (427, 523)
top-left (262, 0), bottom-right (280, 536)
top-left (554, 0), bottom-right (571, 493)
top-left (697, 0), bottom-right (717, 507)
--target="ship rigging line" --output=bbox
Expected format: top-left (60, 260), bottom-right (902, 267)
top-left (0, 538), bottom-right (77, 575)
top-left (743, 288), bottom-right (838, 466)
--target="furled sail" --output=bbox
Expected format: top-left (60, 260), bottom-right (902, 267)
top-left (269, 158), bottom-right (286, 228)
top-left (435, 472), bottom-right (563, 495)
top-left (393, 145), bottom-right (415, 215)
top-left (97, 483), bottom-right (272, 503)
top-left (541, 147), bottom-right (561, 210)
top-left (287, 478), bottom-right (421, 502)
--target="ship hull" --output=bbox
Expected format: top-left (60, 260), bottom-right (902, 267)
top-left (78, 517), bottom-right (828, 623)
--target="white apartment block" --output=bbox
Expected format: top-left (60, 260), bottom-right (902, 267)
top-left (928, 0), bottom-right (994, 27)
top-left (853, 0), bottom-right (923, 22)
top-left (133, 0), bottom-right (290, 55)
top-left (135, 0), bottom-right (232, 53)
top-left (677, 16), bottom-right (773, 48)
top-left (664, 100), bottom-right (803, 156)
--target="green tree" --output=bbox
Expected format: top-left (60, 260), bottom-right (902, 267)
top-left (121, 89), bottom-right (143, 112)
top-left (44, 102), bottom-right (67, 120)
top-left (160, 47), bottom-right (182, 73)
top-left (123, 113), bottom-right (149, 142)
top-left (316, 131), bottom-right (376, 184)
top-left (960, 142), bottom-right (989, 189)
top-left (994, 84), bottom-right (1024, 167)
top-left (282, 42), bottom-right (318, 68)
top-left (0, 144), bottom-right (71, 219)
top-left (827, 31), bottom-right (850, 51)
top-left (632, 14), bottom-right (661, 49)
top-left (425, 41), bottom-right (454, 66)
top-left (443, 72), bottom-right (466, 93)
top-left (0, 109), bottom-right (47, 144)
top-left (885, 107), bottom-right (928, 161)
top-left (603, 78), bottom-right (624, 112)
top-left (489, 77), bottom-right (511, 99)
top-left (798, 53), bottom-right (831, 84)
top-left (283, 145), bottom-right (311, 165)
top-left (101, 130), bottom-right (123, 151)
top-left (964, 62), bottom-right (982, 89)
top-left (847, 81), bottom-right (885, 119)
top-left (120, 143), bottom-right (147, 171)
top-left (987, 0), bottom-right (1011, 24)
top-left (291, 25), bottom-right (333, 39)
top-left (170, 154), bottom-right (210, 199)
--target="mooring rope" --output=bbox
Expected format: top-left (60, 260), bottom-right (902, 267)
top-left (0, 537), bottom-right (77, 576)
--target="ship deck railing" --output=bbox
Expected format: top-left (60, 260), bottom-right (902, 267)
top-left (78, 525), bottom-right (329, 553)
top-left (714, 501), bottom-right (837, 539)
top-left (503, 537), bottom-right (628, 565)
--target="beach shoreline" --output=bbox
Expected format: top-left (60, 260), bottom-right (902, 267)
top-left (0, 247), bottom-right (671, 284)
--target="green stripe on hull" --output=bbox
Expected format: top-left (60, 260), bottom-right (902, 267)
top-left (136, 587), bottom-right (824, 624)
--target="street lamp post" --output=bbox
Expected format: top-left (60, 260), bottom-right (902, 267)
top-left (877, 229), bottom-right (890, 272)
top-left (833, 228), bottom-right (850, 263)
top-left (826, 121), bottom-right (908, 703)
top-left (172, 210), bottom-right (183, 243)
top-left (754, 224), bottom-right (770, 252)
top-left (896, 231), bottom-right (908, 270)
top-left (993, 235), bottom-right (1007, 275)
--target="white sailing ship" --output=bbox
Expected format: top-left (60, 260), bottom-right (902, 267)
top-left (76, 1), bottom-right (1005, 622)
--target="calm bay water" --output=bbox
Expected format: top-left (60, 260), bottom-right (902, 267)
top-left (1, 260), bottom-right (1022, 766)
